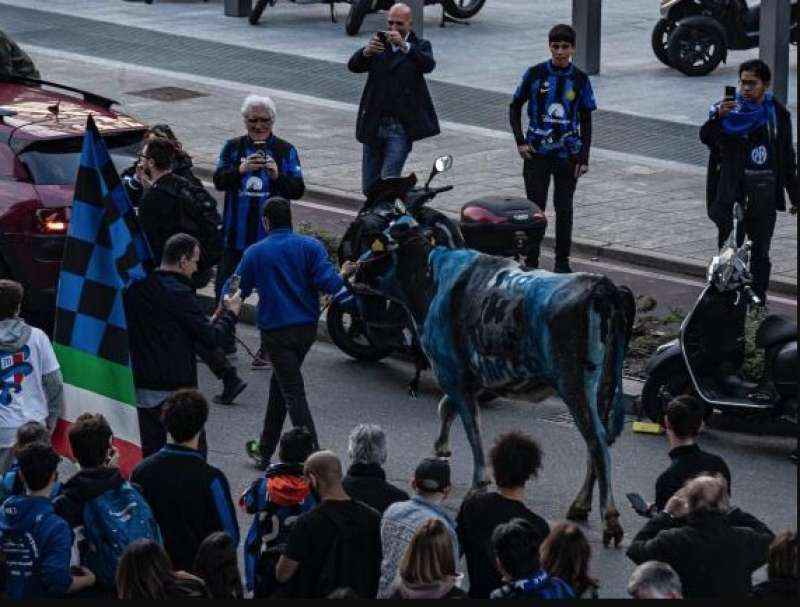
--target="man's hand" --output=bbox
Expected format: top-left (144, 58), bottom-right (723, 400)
top-left (239, 153), bottom-right (268, 174)
top-left (386, 30), bottom-right (407, 51)
top-left (517, 143), bottom-right (534, 160)
top-left (364, 36), bottom-right (385, 56)
top-left (341, 260), bottom-right (359, 278)
top-left (222, 289), bottom-right (243, 316)
top-left (717, 98), bottom-right (737, 118)
top-left (264, 155), bottom-right (279, 180)
top-left (574, 163), bottom-right (589, 179)
top-left (106, 446), bottom-right (120, 469)
top-left (135, 161), bottom-right (151, 188)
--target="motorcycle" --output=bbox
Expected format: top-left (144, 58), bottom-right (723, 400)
top-left (249, 0), bottom-right (353, 26)
top-left (652, 0), bottom-right (799, 76)
top-left (327, 155), bottom-right (547, 372)
top-left (346, 0), bottom-right (487, 36)
top-left (640, 202), bottom-right (798, 428)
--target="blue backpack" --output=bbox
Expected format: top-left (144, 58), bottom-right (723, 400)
top-left (81, 481), bottom-right (162, 587)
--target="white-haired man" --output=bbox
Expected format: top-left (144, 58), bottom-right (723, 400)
top-left (627, 561), bottom-right (683, 599)
top-left (213, 95), bottom-right (305, 365)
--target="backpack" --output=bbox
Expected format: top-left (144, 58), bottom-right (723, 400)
top-left (81, 481), bottom-right (162, 588)
top-left (157, 175), bottom-right (224, 272)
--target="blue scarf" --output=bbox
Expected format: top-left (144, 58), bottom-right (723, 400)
top-left (718, 93), bottom-right (773, 136)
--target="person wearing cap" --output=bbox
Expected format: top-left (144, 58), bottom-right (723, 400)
top-left (377, 457), bottom-right (460, 598)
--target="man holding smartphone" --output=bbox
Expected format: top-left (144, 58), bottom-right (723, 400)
top-left (348, 2), bottom-right (440, 196)
top-left (701, 59), bottom-right (799, 303)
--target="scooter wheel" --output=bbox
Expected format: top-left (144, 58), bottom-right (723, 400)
top-left (666, 22), bottom-right (725, 77)
top-left (326, 300), bottom-right (393, 361)
top-left (640, 360), bottom-right (694, 422)
top-left (651, 18), bottom-right (676, 67)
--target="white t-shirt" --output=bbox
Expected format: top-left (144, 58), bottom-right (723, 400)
top-left (0, 327), bottom-right (60, 447)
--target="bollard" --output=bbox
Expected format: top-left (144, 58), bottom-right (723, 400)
top-left (572, 0), bottom-right (602, 75)
top-left (406, 0), bottom-right (424, 39)
top-left (224, 0), bottom-right (251, 18)
top-left (759, 0), bottom-right (791, 104)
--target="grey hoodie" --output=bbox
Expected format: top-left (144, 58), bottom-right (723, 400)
top-left (0, 318), bottom-right (64, 429)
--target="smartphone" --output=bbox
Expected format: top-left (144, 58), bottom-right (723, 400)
top-left (724, 85), bottom-right (736, 100)
top-left (626, 492), bottom-right (651, 516)
top-left (253, 141), bottom-right (267, 158)
top-left (376, 30), bottom-right (387, 44)
top-left (227, 274), bottom-right (241, 296)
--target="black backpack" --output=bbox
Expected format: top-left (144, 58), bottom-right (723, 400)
top-left (157, 174), bottom-right (224, 272)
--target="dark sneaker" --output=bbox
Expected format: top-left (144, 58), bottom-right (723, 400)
top-left (553, 259), bottom-right (573, 273)
top-left (213, 376), bottom-right (247, 406)
top-left (246, 440), bottom-right (268, 471)
top-left (251, 349), bottom-right (271, 370)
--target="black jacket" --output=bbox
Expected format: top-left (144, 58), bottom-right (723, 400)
top-left (348, 32), bottom-right (440, 144)
top-left (53, 467), bottom-right (126, 530)
top-left (654, 444), bottom-right (731, 511)
top-left (342, 463), bottom-right (409, 514)
top-left (700, 98), bottom-right (798, 212)
top-left (137, 173), bottom-right (186, 265)
top-left (130, 444), bottom-right (239, 572)
top-left (122, 154), bottom-right (201, 208)
top-left (627, 509), bottom-right (774, 598)
top-left (124, 270), bottom-right (236, 391)
top-left (751, 578), bottom-right (798, 599)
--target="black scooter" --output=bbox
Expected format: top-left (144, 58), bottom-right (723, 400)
top-left (653, 0), bottom-right (799, 76)
top-left (641, 202), bottom-right (798, 427)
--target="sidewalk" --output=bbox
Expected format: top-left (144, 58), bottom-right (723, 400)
top-left (26, 45), bottom-right (798, 291)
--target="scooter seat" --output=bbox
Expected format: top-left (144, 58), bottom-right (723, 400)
top-left (755, 314), bottom-right (797, 349)
top-left (741, 4), bottom-right (760, 33)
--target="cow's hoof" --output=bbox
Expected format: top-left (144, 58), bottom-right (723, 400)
top-left (566, 504), bottom-right (590, 521)
top-left (433, 445), bottom-right (452, 458)
top-left (602, 510), bottom-right (624, 548)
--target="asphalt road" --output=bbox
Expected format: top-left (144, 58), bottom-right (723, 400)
top-left (197, 322), bottom-right (796, 599)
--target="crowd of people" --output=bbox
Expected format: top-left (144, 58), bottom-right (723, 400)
top-left (0, 0), bottom-right (798, 601)
top-left (0, 389), bottom-right (797, 599)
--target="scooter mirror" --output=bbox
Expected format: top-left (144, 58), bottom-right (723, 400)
top-left (434, 155), bottom-right (453, 173)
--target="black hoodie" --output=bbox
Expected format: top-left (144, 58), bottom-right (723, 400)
top-left (53, 467), bottom-right (126, 530)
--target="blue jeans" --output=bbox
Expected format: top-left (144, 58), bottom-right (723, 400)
top-left (361, 118), bottom-right (412, 195)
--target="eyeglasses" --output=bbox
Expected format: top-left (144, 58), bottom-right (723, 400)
top-left (246, 117), bottom-right (273, 125)
top-left (550, 43), bottom-right (572, 50)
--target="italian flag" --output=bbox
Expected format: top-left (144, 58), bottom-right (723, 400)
top-left (51, 344), bottom-right (141, 476)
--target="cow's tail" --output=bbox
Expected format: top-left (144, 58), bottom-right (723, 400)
top-left (595, 281), bottom-right (635, 445)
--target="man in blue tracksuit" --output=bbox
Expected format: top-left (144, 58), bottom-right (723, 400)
top-left (237, 197), bottom-right (357, 469)
top-left (0, 443), bottom-right (95, 599)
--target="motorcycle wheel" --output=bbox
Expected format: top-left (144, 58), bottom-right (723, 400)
top-left (651, 18), bottom-right (676, 67)
top-left (441, 0), bottom-right (486, 19)
top-left (666, 23), bottom-right (725, 77)
top-left (327, 300), bottom-right (393, 361)
top-left (346, 0), bottom-right (372, 36)
top-left (249, 0), bottom-right (270, 26)
top-left (640, 359), bottom-right (695, 423)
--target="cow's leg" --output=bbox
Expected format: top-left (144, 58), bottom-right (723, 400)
top-left (433, 395), bottom-right (456, 457)
top-left (458, 392), bottom-right (490, 490)
top-left (566, 454), bottom-right (595, 521)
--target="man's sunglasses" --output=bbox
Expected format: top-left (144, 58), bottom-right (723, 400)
top-left (247, 117), bottom-right (273, 125)
top-left (550, 43), bottom-right (572, 50)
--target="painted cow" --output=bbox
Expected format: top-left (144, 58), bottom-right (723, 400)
top-left (358, 216), bottom-right (635, 545)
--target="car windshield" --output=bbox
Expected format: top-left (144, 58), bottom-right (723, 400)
top-left (17, 131), bottom-right (144, 185)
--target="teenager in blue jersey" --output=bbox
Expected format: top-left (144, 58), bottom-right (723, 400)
top-left (509, 24), bottom-right (596, 273)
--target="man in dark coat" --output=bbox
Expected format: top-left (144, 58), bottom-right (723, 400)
top-left (347, 2), bottom-right (440, 195)
top-left (700, 59), bottom-right (798, 302)
top-left (627, 474), bottom-right (773, 599)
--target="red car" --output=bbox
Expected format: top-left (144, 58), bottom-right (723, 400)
top-left (0, 77), bottom-right (147, 332)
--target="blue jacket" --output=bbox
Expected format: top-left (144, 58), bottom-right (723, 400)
top-left (0, 495), bottom-right (73, 599)
top-left (1, 465), bottom-right (61, 503)
top-left (237, 228), bottom-right (347, 331)
top-left (490, 569), bottom-right (576, 599)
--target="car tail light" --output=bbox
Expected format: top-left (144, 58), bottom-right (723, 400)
top-left (35, 207), bottom-right (70, 235)
top-left (461, 206), bottom-right (505, 224)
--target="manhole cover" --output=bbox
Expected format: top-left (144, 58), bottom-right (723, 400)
top-left (125, 86), bottom-right (208, 102)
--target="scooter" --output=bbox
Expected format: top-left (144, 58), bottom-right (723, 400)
top-left (249, 0), bottom-right (353, 26)
top-left (640, 202), bottom-right (798, 427)
top-left (345, 0), bottom-right (486, 36)
top-left (652, 0), bottom-right (799, 76)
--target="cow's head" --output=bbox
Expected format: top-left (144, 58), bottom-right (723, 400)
top-left (354, 215), bottom-right (435, 320)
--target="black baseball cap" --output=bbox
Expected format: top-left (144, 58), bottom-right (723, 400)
top-left (414, 457), bottom-right (451, 492)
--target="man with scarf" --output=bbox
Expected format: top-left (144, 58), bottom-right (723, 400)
top-left (700, 59), bottom-right (798, 303)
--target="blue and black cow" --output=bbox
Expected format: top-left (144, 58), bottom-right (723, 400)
top-left (357, 216), bottom-right (635, 545)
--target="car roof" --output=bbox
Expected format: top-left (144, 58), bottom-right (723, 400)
top-left (0, 81), bottom-right (146, 141)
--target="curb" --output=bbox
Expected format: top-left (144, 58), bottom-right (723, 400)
top-left (195, 165), bottom-right (796, 297)
top-left (197, 292), bottom-right (645, 414)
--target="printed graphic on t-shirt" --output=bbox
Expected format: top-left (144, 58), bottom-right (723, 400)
top-left (244, 175), bottom-right (265, 197)
top-left (750, 145), bottom-right (768, 166)
top-left (0, 346), bottom-right (32, 406)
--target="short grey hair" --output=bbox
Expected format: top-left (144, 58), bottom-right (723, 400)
top-left (241, 94), bottom-right (276, 121)
top-left (627, 561), bottom-right (683, 599)
top-left (347, 424), bottom-right (387, 465)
